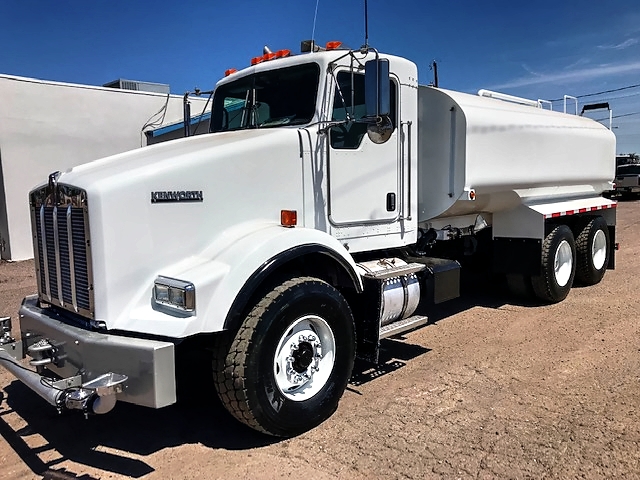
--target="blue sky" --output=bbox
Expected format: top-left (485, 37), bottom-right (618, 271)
top-left (1, 0), bottom-right (639, 153)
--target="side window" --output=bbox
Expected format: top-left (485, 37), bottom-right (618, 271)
top-left (330, 72), bottom-right (397, 149)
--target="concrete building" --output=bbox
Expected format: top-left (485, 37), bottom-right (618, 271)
top-left (0, 74), bottom-right (210, 261)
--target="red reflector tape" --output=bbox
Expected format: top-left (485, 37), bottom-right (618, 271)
top-left (543, 203), bottom-right (616, 219)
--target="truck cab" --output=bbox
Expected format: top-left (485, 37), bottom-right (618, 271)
top-left (209, 46), bottom-right (419, 250)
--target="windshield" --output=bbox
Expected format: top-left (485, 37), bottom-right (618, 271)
top-left (210, 63), bottom-right (320, 132)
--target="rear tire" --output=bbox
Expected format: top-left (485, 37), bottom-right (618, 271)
top-left (575, 216), bottom-right (609, 286)
top-left (531, 225), bottom-right (576, 303)
top-left (213, 276), bottom-right (355, 437)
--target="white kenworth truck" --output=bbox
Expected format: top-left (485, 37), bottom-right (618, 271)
top-left (0, 40), bottom-right (616, 437)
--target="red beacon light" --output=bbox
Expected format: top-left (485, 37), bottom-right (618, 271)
top-left (224, 68), bottom-right (238, 77)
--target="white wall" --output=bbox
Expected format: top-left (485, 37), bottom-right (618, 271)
top-left (0, 74), bottom-right (209, 260)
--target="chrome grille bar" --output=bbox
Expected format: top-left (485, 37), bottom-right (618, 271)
top-left (66, 205), bottom-right (78, 312)
top-left (39, 205), bottom-right (51, 302)
top-left (53, 206), bottom-right (64, 306)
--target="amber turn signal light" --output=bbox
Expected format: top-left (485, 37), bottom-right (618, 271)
top-left (281, 210), bottom-right (297, 227)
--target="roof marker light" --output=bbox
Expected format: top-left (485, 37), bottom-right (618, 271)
top-left (276, 49), bottom-right (291, 58)
top-left (325, 41), bottom-right (343, 50)
top-left (224, 68), bottom-right (238, 77)
top-left (263, 52), bottom-right (277, 62)
top-left (251, 56), bottom-right (264, 66)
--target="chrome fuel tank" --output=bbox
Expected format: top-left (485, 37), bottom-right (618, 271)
top-left (357, 259), bottom-right (421, 326)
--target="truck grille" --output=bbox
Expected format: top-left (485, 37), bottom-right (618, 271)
top-left (30, 181), bottom-right (94, 319)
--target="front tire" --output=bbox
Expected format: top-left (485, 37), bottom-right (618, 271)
top-left (575, 216), bottom-right (609, 286)
top-left (213, 276), bottom-right (355, 437)
top-left (531, 225), bottom-right (576, 303)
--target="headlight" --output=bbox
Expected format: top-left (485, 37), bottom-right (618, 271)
top-left (153, 276), bottom-right (195, 312)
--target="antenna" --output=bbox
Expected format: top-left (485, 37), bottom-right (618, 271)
top-left (431, 60), bottom-right (439, 88)
top-left (311, 0), bottom-right (320, 49)
top-left (363, 0), bottom-right (369, 48)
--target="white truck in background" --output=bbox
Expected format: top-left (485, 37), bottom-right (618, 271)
top-left (613, 163), bottom-right (640, 197)
top-left (0, 39), bottom-right (617, 437)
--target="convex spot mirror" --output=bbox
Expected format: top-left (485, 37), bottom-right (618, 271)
top-left (367, 116), bottom-right (393, 144)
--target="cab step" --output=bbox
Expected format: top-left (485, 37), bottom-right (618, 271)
top-left (361, 262), bottom-right (425, 280)
top-left (379, 315), bottom-right (429, 339)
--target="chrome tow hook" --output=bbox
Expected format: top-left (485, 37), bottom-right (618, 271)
top-left (27, 339), bottom-right (57, 367)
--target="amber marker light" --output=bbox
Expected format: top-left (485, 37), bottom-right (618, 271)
top-left (224, 68), bottom-right (238, 76)
top-left (281, 210), bottom-right (297, 227)
top-left (325, 41), bottom-right (343, 50)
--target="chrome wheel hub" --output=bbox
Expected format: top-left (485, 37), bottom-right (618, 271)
top-left (274, 315), bottom-right (335, 401)
top-left (554, 239), bottom-right (573, 287)
top-left (591, 229), bottom-right (607, 270)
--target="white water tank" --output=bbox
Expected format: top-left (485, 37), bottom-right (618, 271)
top-left (417, 87), bottom-right (616, 223)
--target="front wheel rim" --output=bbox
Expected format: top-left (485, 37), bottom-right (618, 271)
top-left (273, 315), bottom-right (336, 402)
top-left (554, 239), bottom-right (573, 287)
top-left (591, 229), bottom-right (607, 270)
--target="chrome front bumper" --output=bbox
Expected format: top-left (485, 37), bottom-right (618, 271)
top-left (0, 295), bottom-right (176, 410)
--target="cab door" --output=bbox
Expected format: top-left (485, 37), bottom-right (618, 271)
top-left (327, 72), bottom-right (399, 226)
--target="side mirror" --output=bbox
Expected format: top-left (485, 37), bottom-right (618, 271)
top-left (365, 58), bottom-right (390, 118)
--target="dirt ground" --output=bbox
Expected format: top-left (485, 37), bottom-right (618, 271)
top-left (1, 201), bottom-right (639, 480)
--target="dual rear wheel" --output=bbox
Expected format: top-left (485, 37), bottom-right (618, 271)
top-left (508, 217), bottom-right (610, 303)
top-left (575, 216), bottom-right (610, 286)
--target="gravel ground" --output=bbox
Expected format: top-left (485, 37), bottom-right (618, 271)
top-left (1, 200), bottom-right (639, 479)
